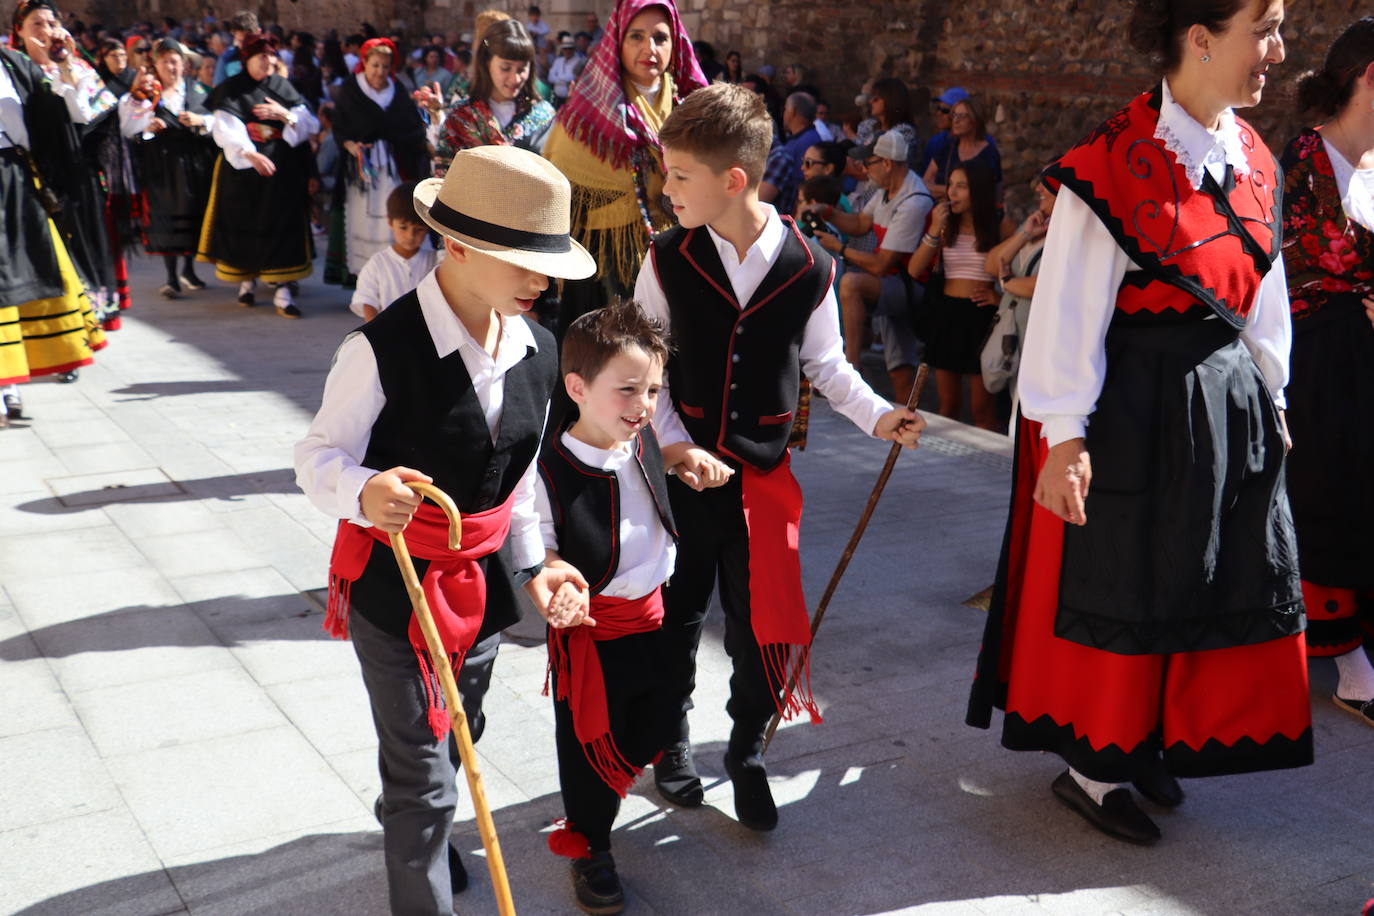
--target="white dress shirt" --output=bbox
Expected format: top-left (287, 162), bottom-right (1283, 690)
top-left (535, 432), bottom-right (676, 600)
top-left (293, 269), bottom-right (545, 570)
top-left (118, 83), bottom-right (198, 139)
top-left (1020, 79), bottom-right (1292, 447)
top-left (210, 101), bottom-right (319, 170)
top-left (634, 206), bottom-right (894, 448)
top-left (350, 243), bottom-right (442, 318)
top-left (0, 57), bottom-right (94, 148)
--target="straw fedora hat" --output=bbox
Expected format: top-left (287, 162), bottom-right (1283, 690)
top-left (414, 145), bottom-right (596, 280)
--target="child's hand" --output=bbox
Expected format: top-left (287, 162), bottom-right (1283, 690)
top-left (662, 443), bottom-right (734, 491)
top-left (525, 561), bottom-right (593, 628)
top-left (359, 466), bottom-right (433, 532)
top-left (874, 408), bottom-right (926, 450)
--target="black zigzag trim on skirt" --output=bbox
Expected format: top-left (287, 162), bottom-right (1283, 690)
top-left (1001, 711), bottom-right (1311, 782)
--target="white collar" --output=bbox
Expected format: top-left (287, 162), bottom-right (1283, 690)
top-left (704, 206), bottom-right (786, 269)
top-left (560, 430), bottom-right (633, 469)
top-left (1156, 78), bottom-right (1250, 190)
top-left (356, 71), bottom-right (395, 109)
top-left (415, 270), bottom-right (537, 361)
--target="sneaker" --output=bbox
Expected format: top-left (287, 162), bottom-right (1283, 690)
top-left (571, 851), bottom-right (624, 915)
top-left (179, 273), bottom-right (207, 291)
top-left (159, 282), bottom-right (181, 300)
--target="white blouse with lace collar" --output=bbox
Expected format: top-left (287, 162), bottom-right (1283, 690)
top-left (1155, 78), bottom-right (1251, 190)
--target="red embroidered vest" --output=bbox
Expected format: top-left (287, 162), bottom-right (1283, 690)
top-left (1043, 86), bottom-right (1282, 329)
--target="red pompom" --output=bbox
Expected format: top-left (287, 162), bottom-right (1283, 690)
top-left (547, 819), bottom-right (590, 859)
top-left (1361, 899), bottom-right (1373, 916)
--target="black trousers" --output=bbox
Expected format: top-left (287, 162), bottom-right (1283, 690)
top-left (552, 628), bottom-right (676, 851)
top-left (661, 473), bottom-right (783, 759)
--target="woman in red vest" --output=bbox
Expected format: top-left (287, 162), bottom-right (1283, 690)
top-left (967, 0), bottom-right (1311, 845)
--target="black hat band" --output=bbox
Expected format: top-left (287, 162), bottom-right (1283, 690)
top-left (427, 198), bottom-right (571, 253)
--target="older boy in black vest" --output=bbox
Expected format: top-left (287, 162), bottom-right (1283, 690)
top-left (295, 146), bottom-right (595, 916)
top-left (533, 300), bottom-right (700, 915)
top-left (635, 83), bottom-right (927, 831)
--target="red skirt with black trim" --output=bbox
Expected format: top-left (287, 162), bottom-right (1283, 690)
top-left (968, 417), bottom-right (1314, 783)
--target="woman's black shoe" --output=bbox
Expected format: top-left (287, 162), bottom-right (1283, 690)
top-left (724, 751), bottom-right (778, 832)
top-left (571, 851), bottom-right (624, 914)
top-left (1132, 760), bottom-right (1185, 808)
top-left (653, 741), bottom-right (704, 807)
top-left (1051, 770), bottom-right (1160, 845)
top-left (4, 393), bottom-right (22, 419)
top-left (56, 369), bottom-right (78, 383)
top-left (180, 273), bottom-right (207, 291)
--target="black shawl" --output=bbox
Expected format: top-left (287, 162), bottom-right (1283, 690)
top-left (206, 70), bottom-right (304, 122)
top-left (332, 73), bottom-right (429, 183)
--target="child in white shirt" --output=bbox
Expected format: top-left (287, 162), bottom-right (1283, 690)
top-left (350, 181), bottom-right (442, 320)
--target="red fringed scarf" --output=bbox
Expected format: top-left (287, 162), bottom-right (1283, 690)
top-left (545, 587), bottom-right (665, 797)
top-left (739, 455), bottom-right (822, 724)
top-left (326, 496), bottom-right (514, 739)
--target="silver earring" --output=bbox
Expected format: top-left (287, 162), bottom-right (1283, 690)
top-left (1200, 54), bottom-right (1211, 63)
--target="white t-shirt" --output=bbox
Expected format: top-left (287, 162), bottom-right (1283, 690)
top-left (863, 168), bottom-right (933, 254)
top-left (350, 244), bottom-right (442, 318)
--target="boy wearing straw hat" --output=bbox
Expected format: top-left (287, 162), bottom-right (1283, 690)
top-left (294, 145), bottom-right (595, 915)
top-left (635, 82), bottom-right (926, 832)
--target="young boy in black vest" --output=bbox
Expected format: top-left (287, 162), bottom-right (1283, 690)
top-left (532, 300), bottom-right (706, 915)
top-left (294, 146), bottom-right (595, 915)
top-left (634, 82), bottom-right (927, 831)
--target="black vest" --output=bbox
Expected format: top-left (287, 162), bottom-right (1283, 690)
top-left (537, 427), bottom-right (676, 597)
top-left (651, 218), bottom-right (833, 471)
top-left (349, 292), bottom-right (558, 639)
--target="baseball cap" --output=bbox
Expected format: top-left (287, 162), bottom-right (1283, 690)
top-left (937, 87), bottom-right (970, 107)
top-left (847, 129), bottom-right (909, 163)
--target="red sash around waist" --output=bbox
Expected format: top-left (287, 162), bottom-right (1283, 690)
top-left (326, 496), bottom-right (514, 739)
top-left (546, 586), bottom-right (665, 796)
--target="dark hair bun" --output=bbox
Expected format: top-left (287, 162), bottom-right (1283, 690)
top-left (1296, 68), bottom-right (1343, 116)
top-left (1127, 0), bottom-right (1172, 59)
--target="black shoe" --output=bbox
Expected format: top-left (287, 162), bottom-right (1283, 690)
top-left (1051, 770), bottom-right (1160, 846)
top-left (179, 273), bottom-right (207, 291)
top-left (276, 303), bottom-right (302, 319)
top-left (724, 751), bottom-right (778, 832)
top-left (1132, 760), bottom-right (1184, 808)
top-left (571, 851), bottom-right (624, 915)
top-left (159, 282), bottom-right (181, 300)
top-left (237, 291), bottom-right (255, 307)
top-left (56, 369), bottom-right (78, 383)
top-left (653, 741), bottom-right (704, 807)
top-left (1334, 695), bottom-right (1374, 727)
top-left (4, 393), bottom-right (22, 419)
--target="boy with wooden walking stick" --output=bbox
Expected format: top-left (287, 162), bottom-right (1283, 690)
top-left (635, 82), bottom-right (927, 832)
top-left (294, 145), bottom-right (595, 915)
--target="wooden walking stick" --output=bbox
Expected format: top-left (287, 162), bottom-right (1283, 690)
top-left (389, 481), bottom-right (516, 916)
top-left (763, 364), bottom-right (930, 752)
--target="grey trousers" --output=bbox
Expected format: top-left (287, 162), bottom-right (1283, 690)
top-left (350, 610), bottom-right (501, 916)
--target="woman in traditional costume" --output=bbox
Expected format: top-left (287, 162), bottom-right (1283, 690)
top-left (1279, 19), bottom-right (1374, 728)
top-left (120, 39), bottom-right (216, 300)
top-left (323, 38), bottom-right (429, 289)
top-left (94, 37), bottom-right (133, 97)
top-left (542, 0), bottom-right (706, 328)
top-left (13, 0), bottom-right (121, 338)
top-left (967, 0), bottom-right (1311, 845)
top-left (0, 35), bottom-right (105, 425)
top-left (433, 20), bottom-right (555, 161)
top-left (199, 32), bottom-right (319, 318)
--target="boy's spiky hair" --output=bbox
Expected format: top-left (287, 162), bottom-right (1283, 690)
top-left (561, 298), bottom-right (670, 382)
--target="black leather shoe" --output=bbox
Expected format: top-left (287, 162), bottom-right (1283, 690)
top-left (1334, 695), bottom-right (1374, 727)
top-left (1052, 770), bottom-right (1160, 846)
top-left (4, 393), bottom-right (23, 419)
top-left (571, 851), bottom-right (624, 914)
top-left (56, 369), bottom-right (78, 383)
top-left (654, 742), bottom-right (704, 808)
top-left (724, 752), bottom-right (777, 832)
top-left (1132, 760), bottom-right (1185, 808)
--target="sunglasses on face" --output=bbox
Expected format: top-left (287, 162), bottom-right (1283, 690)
top-left (863, 158), bottom-right (883, 168)
top-left (135, 45), bottom-right (151, 53)
top-left (802, 158), bottom-right (825, 168)
top-left (934, 105), bottom-right (950, 114)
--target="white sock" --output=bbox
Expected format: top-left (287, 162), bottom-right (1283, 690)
top-left (239, 280), bottom-right (255, 297)
top-left (1070, 767), bottom-right (1124, 805)
top-left (2, 383), bottom-right (18, 398)
top-left (272, 284), bottom-right (293, 308)
top-left (1334, 647), bottom-right (1374, 702)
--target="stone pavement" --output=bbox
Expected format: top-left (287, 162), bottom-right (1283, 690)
top-left (1, 255), bottom-right (1371, 916)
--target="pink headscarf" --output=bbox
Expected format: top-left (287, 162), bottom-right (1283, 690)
top-left (553, 0), bottom-right (707, 170)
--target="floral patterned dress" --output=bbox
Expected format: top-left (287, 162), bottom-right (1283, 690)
top-left (1279, 127), bottom-right (1374, 655)
top-left (435, 97), bottom-right (556, 161)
